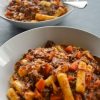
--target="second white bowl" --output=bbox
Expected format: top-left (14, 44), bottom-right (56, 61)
top-left (0, 1), bottom-right (73, 29)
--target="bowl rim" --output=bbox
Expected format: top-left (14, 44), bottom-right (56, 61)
top-left (0, 5), bottom-right (73, 24)
top-left (0, 26), bottom-right (100, 49)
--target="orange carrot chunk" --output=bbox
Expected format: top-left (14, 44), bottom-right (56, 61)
top-left (44, 64), bottom-right (52, 74)
top-left (35, 78), bottom-right (45, 92)
top-left (69, 61), bottom-right (78, 71)
top-left (68, 75), bottom-right (75, 81)
top-left (34, 89), bottom-right (42, 99)
top-left (76, 51), bottom-right (82, 59)
top-left (50, 94), bottom-right (62, 100)
top-left (65, 45), bottom-right (73, 53)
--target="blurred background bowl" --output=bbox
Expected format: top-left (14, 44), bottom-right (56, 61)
top-left (0, 0), bottom-right (73, 29)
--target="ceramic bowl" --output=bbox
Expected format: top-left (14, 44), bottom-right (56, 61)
top-left (0, 26), bottom-right (100, 99)
top-left (0, 1), bottom-right (73, 29)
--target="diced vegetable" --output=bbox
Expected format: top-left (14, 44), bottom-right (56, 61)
top-left (34, 89), bottom-right (42, 99)
top-left (5, 10), bottom-right (13, 16)
top-left (65, 45), bottom-right (73, 53)
top-left (69, 61), bottom-right (78, 71)
top-left (35, 78), bottom-right (45, 92)
top-left (68, 75), bottom-right (75, 81)
top-left (18, 66), bottom-right (28, 77)
top-left (44, 64), bottom-right (52, 74)
top-left (76, 51), bottom-right (82, 59)
top-left (50, 94), bottom-right (62, 100)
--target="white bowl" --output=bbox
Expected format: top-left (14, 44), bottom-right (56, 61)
top-left (0, 26), bottom-right (100, 99)
top-left (0, 1), bottom-right (73, 29)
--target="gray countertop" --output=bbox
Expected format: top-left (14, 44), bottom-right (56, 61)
top-left (0, 0), bottom-right (100, 46)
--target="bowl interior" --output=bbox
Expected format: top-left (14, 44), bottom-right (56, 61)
top-left (0, 27), bottom-right (100, 99)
